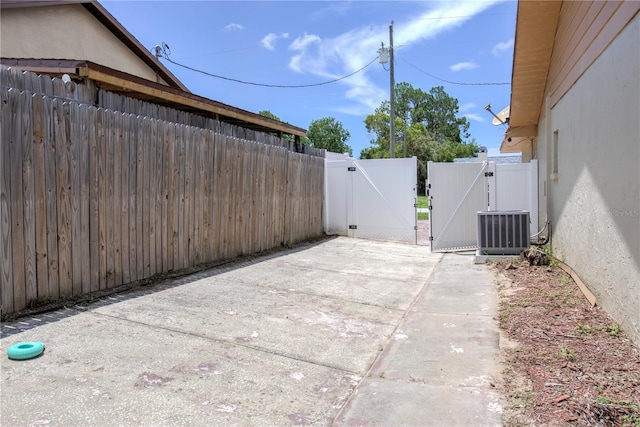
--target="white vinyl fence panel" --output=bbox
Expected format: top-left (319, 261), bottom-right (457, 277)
top-left (428, 160), bottom-right (538, 252)
top-left (325, 153), bottom-right (417, 244)
top-left (494, 161), bottom-right (538, 235)
top-left (427, 161), bottom-right (489, 251)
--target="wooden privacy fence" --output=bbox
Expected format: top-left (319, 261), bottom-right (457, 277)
top-left (1, 85), bottom-right (324, 316)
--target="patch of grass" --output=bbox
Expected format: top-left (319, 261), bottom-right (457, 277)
top-left (578, 323), bottom-right (592, 334)
top-left (513, 391), bottom-right (535, 408)
top-left (514, 296), bottom-right (533, 307)
top-left (595, 397), bottom-right (640, 425)
top-left (541, 245), bottom-right (558, 268)
top-left (561, 345), bottom-right (576, 361)
top-left (417, 196), bottom-right (429, 220)
top-left (606, 324), bottom-right (621, 337)
top-left (499, 303), bottom-right (516, 326)
top-left (559, 274), bottom-right (571, 286)
top-left (623, 413), bottom-right (640, 426)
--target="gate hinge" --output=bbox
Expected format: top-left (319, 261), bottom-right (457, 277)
top-left (349, 225), bottom-right (357, 229)
top-left (414, 203), bottom-right (417, 208)
top-left (484, 172), bottom-right (494, 177)
top-left (347, 166), bottom-right (356, 171)
top-left (429, 236), bottom-right (434, 241)
top-left (414, 225), bottom-right (418, 230)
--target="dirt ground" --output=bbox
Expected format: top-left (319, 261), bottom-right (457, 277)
top-left (492, 258), bottom-right (640, 426)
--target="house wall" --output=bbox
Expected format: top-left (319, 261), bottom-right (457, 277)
top-left (547, 1), bottom-right (640, 108)
top-left (535, 13), bottom-right (640, 344)
top-left (0, 4), bottom-right (169, 85)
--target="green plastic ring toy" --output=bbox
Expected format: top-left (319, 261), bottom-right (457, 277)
top-left (7, 342), bottom-right (45, 360)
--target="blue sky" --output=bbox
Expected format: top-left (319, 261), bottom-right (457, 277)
top-left (101, 0), bottom-right (516, 158)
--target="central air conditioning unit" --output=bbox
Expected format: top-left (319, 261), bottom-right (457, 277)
top-left (477, 211), bottom-right (529, 255)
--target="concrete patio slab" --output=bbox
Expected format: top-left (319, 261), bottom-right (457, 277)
top-left (333, 379), bottom-right (502, 427)
top-left (1, 313), bottom-right (361, 426)
top-left (1, 237), bottom-right (504, 426)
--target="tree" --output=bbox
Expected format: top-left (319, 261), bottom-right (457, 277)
top-left (258, 110), bottom-right (294, 142)
top-left (258, 110), bottom-right (281, 121)
top-left (363, 83), bottom-right (478, 192)
top-left (306, 117), bottom-right (352, 156)
top-left (413, 86), bottom-right (471, 143)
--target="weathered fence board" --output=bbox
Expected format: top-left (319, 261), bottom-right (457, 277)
top-left (22, 92), bottom-right (37, 306)
top-left (120, 113), bottom-right (131, 284)
top-left (32, 95), bottom-right (48, 302)
top-left (69, 102), bottom-right (82, 295)
top-left (1, 68), bottom-right (324, 316)
top-left (44, 97), bottom-right (59, 301)
top-left (112, 111), bottom-right (123, 287)
top-left (10, 90), bottom-right (27, 311)
top-left (88, 106), bottom-right (100, 291)
top-left (77, 104), bottom-right (90, 293)
top-left (1, 89), bottom-right (13, 314)
top-left (54, 101), bottom-right (71, 297)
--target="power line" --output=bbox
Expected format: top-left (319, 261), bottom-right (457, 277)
top-left (158, 49), bottom-right (378, 88)
top-left (397, 54), bottom-right (510, 86)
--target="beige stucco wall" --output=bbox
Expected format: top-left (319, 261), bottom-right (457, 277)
top-left (0, 4), bottom-right (168, 85)
top-left (536, 14), bottom-right (640, 344)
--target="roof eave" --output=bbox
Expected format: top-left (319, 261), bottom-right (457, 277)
top-left (82, 1), bottom-right (189, 92)
top-left (1, 0), bottom-right (189, 92)
top-left (0, 59), bottom-right (306, 137)
top-left (501, 0), bottom-right (561, 153)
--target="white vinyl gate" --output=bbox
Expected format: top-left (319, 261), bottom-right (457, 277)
top-left (427, 160), bottom-right (538, 251)
top-left (325, 153), bottom-right (417, 244)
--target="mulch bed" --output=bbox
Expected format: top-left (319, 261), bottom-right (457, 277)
top-left (493, 259), bottom-right (640, 426)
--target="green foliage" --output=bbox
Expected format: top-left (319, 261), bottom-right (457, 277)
top-left (362, 82), bottom-right (478, 192)
top-left (417, 196), bottom-right (429, 220)
top-left (606, 324), bottom-right (621, 337)
top-left (541, 244), bottom-right (558, 268)
top-left (258, 110), bottom-right (280, 121)
top-left (578, 323), bottom-right (592, 334)
top-left (561, 345), bottom-right (576, 361)
top-left (435, 140), bottom-right (480, 162)
top-left (513, 391), bottom-right (535, 409)
top-left (258, 110), bottom-right (295, 142)
top-left (595, 397), bottom-right (640, 425)
top-left (306, 117), bottom-right (352, 156)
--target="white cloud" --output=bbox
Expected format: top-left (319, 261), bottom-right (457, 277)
top-left (283, 0), bottom-right (503, 116)
top-left (288, 33), bottom-right (322, 73)
top-left (459, 102), bottom-right (476, 112)
top-left (311, 2), bottom-right (352, 20)
top-left (225, 23), bottom-right (244, 32)
top-left (464, 113), bottom-right (484, 122)
top-left (492, 39), bottom-right (514, 56)
top-left (289, 33), bottom-right (322, 51)
top-left (260, 32), bottom-right (290, 51)
top-left (450, 61), bottom-right (478, 72)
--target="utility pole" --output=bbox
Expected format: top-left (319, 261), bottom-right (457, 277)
top-left (389, 21), bottom-right (395, 158)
